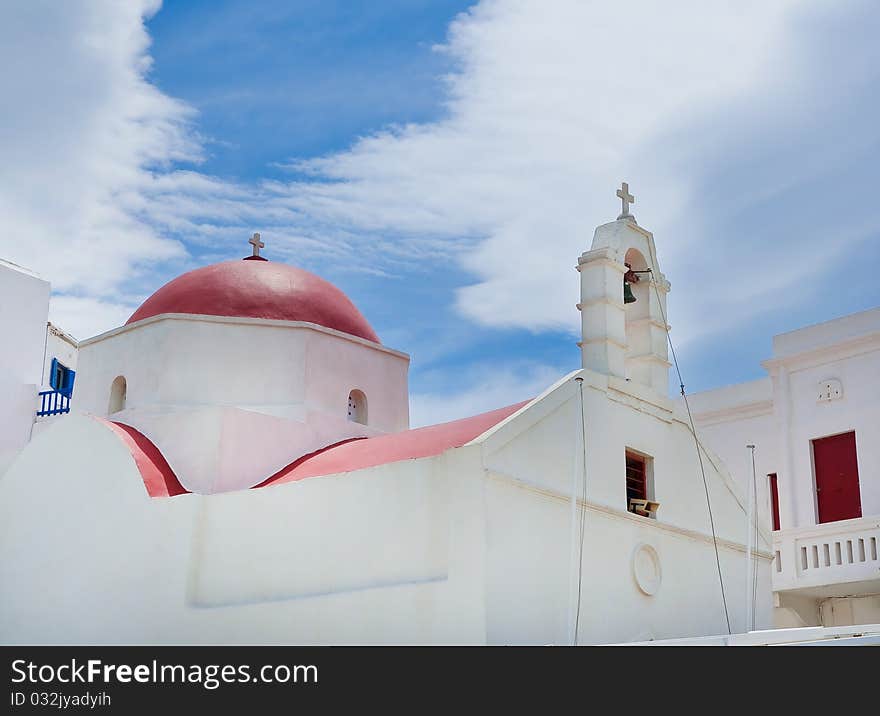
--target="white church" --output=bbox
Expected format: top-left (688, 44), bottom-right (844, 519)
top-left (1, 187), bottom-right (877, 645)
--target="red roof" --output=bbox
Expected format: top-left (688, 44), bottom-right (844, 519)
top-left (93, 401), bottom-right (530, 497)
top-left (95, 418), bottom-right (189, 498)
top-left (256, 400), bottom-right (529, 489)
top-left (126, 259), bottom-right (380, 344)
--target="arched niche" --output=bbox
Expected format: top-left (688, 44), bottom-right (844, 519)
top-left (108, 376), bottom-right (127, 415)
top-left (347, 389), bottom-right (368, 425)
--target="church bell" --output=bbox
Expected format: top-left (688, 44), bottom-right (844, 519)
top-left (623, 281), bottom-right (636, 304)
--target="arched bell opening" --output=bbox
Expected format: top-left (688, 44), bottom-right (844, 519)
top-left (623, 248), bottom-right (653, 387)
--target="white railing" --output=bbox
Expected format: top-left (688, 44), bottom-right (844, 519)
top-left (772, 516), bottom-right (880, 593)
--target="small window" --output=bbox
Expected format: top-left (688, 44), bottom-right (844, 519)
top-left (108, 376), bottom-right (127, 414)
top-left (626, 450), bottom-right (657, 517)
top-left (347, 389), bottom-right (367, 425)
top-left (49, 358), bottom-right (75, 397)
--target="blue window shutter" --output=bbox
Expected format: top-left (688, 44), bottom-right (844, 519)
top-left (49, 358), bottom-right (59, 391)
top-left (63, 368), bottom-right (76, 397)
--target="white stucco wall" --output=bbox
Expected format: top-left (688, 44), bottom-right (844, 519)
top-left (771, 331), bottom-right (880, 528)
top-left (71, 314), bottom-right (410, 493)
top-left (0, 368), bottom-right (771, 645)
top-left (688, 308), bottom-right (880, 628)
top-left (75, 314), bottom-right (409, 429)
top-left (0, 415), bottom-right (483, 645)
top-left (480, 371), bottom-right (772, 643)
top-left (0, 259), bottom-right (50, 474)
top-left (691, 308), bottom-right (880, 531)
top-left (688, 379), bottom-right (778, 537)
top-left (41, 324), bottom-right (78, 391)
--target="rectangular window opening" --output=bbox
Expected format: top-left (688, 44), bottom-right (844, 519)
top-left (49, 357), bottom-right (75, 398)
top-left (625, 450), bottom-right (656, 518)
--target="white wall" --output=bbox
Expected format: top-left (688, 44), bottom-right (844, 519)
top-left (0, 259), bottom-right (49, 385)
top-left (0, 370), bottom-right (773, 645)
top-left (72, 314), bottom-right (411, 493)
top-left (689, 379), bottom-right (778, 537)
top-left (0, 415), bottom-right (482, 645)
top-left (0, 259), bottom-right (50, 474)
top-left (41, 324), bottom-right (78, 391)
top-left (479, 370), bottom-right (773, 643)
top-left (776, 338), bottom-right (880, 527)
top-left (693, 308), bottom-right (880, 531)
top-left (689, 308), bottom-right (880, 629)
top-left (76, 314), bottom-right (409, 429)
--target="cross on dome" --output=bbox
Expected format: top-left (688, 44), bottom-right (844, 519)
top-left (249, 232), bottom-right (265, 258)
top-left (616, 182), bottom-right (635, 222)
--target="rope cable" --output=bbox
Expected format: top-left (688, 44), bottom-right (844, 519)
top-left (573, 378), bottom-right (588, 644)
top-left (646, 267), bottom-right (732, 634)
top-left (750, 447), bottom-right (760, 630)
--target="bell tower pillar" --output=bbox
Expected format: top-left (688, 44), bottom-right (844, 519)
top-left (576, 184), bottom-right (672, 397)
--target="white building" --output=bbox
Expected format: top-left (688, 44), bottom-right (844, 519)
top-left (0, 205), bottom-right (771, 645)
top-left (0, 258), bottom-right (78, 475)
top-left (689, 308), bottom-right (880, 628)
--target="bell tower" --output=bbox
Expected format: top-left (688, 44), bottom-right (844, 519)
top-left (576, 183), bottom-right (671, 397)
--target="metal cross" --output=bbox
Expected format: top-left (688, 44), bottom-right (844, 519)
top-left (616, 182), bottom-right (635, 220)
top-left (249, 232), bottom-right (265, 258)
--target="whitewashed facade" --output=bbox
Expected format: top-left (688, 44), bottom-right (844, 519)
top-left (689, 308), bottom-right (880, 628)
top-left (0, 212), bottom-right (771, 645)
top-left (0, 259), bottom-right (78, 474)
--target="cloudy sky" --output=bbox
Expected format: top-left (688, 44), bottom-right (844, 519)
top-left (1, 0), bottom-right (878, 424)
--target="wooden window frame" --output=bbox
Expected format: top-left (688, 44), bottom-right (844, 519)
top-left (626, 450), bottom-right (649, 512)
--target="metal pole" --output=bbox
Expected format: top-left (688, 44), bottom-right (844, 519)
top-left (567, 376), bottom-right (584, 645)
top-left (745, 444), bottom-right (756, 632)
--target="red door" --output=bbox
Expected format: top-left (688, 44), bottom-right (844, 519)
top-left (813, 432), bottom-right (861, 523)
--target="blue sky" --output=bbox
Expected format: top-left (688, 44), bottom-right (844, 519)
top-left (2, 0), bottom-right (879, 424)
top-left (146, 0), bottom-right (468, 179)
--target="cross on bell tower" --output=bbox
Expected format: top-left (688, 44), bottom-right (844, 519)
top-left (576, 183), bottom-right (671, 397)
top-left (616, 182), bottom-right (636, 222)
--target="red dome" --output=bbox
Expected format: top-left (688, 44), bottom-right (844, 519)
top-left (126, 260), bottom-right (380, 343)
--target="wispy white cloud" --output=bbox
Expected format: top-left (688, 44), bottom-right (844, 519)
top-left (409, 360), bottom-right (560, 427)
top-left (3, 0), bottom-right (878, 392)
top-left (270, 0), bottom-right (812, 338)
top-left (254, 0), bottom-right (879, 352)
top-left (48, 296), bottom-right (132, 342)
top-left (0, 0), bottom-right (195, 300)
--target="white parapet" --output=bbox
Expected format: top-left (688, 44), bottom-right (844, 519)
top-left (772, 515), bottom-right (880, 595)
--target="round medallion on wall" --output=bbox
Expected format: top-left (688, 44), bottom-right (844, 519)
top-left (632, 543), bottom-right (662, 596)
